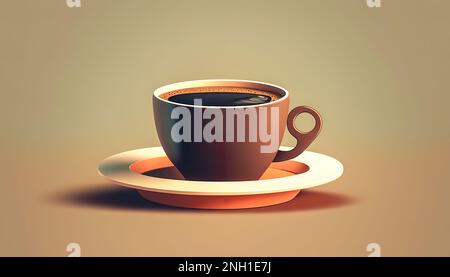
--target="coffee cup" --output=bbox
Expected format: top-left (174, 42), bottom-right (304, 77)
top-left (153, 79), bottom-right (322, 181)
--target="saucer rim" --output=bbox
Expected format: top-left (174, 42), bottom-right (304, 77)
top-left (98, 146), bottom-right (344, 196)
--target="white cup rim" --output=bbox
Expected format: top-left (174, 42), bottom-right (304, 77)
top-left (153, 79), bottom-right (289, 109)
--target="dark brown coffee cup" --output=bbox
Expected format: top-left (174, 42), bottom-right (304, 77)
top-left (153, 79), bottom-right (322, 181)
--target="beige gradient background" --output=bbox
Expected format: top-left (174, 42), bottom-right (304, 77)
top-left (1, 0), bottom-right (450, 256)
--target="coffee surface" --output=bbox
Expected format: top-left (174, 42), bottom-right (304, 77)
top-left (159, 87), bottom-right (281, 107)
top-left (169, 92), bottom-right (273, 106)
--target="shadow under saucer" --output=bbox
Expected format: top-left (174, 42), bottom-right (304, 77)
top-left (52, 184), bottom-right (355, 213)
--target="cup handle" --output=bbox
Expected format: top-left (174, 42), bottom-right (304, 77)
top-left (273, 106), bottom-right (322, 162)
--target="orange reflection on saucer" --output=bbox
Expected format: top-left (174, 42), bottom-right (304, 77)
top-left (129, 157), bottom-right (309, 209)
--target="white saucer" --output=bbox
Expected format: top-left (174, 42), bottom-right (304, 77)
top-left (98, 146), bottom-right (343, 209)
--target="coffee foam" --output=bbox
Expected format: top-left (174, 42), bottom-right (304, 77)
top-left (159, 86), bottom-right (281, 102)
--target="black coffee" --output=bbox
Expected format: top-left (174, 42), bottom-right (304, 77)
top-left (168, 92), bottom-right (273, 106)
